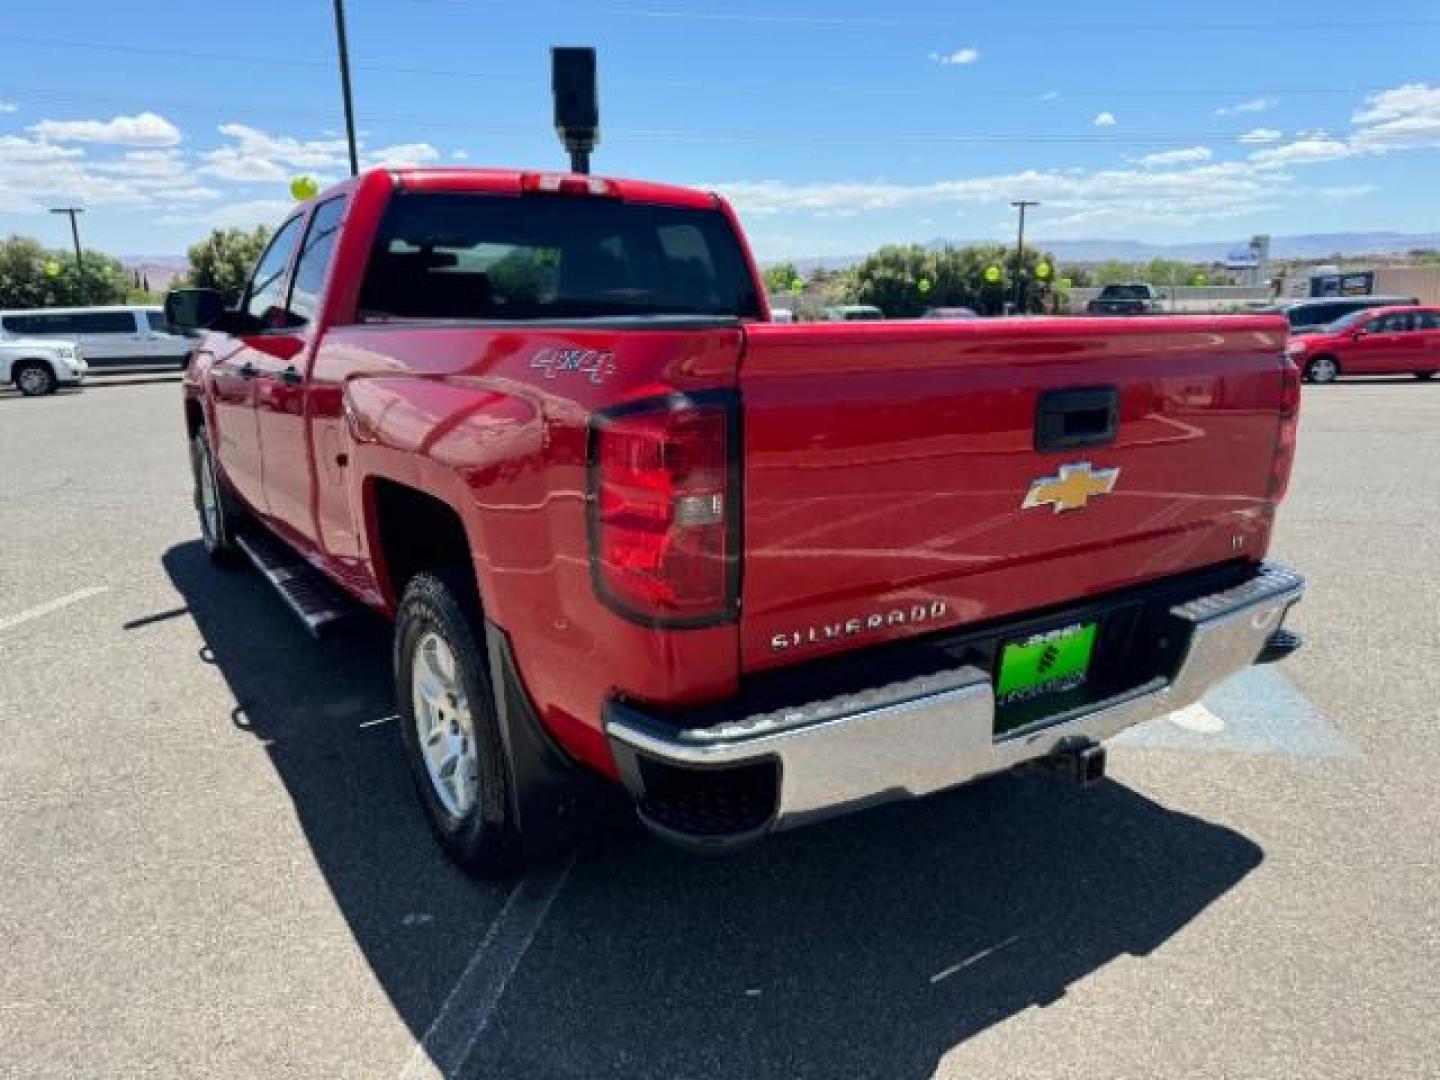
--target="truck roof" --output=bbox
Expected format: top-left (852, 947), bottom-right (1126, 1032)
top-left (327, 166), bottom-right (720, 211)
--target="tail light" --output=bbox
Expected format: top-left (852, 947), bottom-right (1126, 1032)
top-left (588, 393), bottom-right (739, 626)
top-left (1268, 357), bottom-right (1302, 501)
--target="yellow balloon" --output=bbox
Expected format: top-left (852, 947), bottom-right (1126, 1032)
top-left (290, 175), bottom-right (319, 201)
top-left (1035, 261), bottom-right (1052, 280)
top-left (984, 265), bottom-right (1002, 283)
top-left (44, 260), bottom-right (62, 277)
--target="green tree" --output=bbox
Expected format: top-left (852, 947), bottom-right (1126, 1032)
top-left (185, 226), bottom-right (271, 300)
top-left (0, 234), bottom-right (132, 307)
top-left (484, 247), bottom-right (558, 303)
top-left (842, 243), bottom-right (1056, 317)
top-left (762, 261), bottom-right (801, 295)
top-left (1092, 260), bottom-right (1140, 286)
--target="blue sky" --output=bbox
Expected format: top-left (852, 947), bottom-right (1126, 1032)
top-left (2, 0), bottom-right (1439, 258)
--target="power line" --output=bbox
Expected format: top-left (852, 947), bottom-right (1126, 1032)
top-left (604, 5), bottom-right (1440, 32)
top-left (0, 33), bottom-right (1397, 101)
top-left (391, 0), bottom-right (1440, 33)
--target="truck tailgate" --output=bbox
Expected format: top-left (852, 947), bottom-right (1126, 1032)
top-left (738, 316), bottom-right (1290, 673)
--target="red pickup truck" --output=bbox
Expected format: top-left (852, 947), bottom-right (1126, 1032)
top-left (171, 167), bottom-right (1305, 875)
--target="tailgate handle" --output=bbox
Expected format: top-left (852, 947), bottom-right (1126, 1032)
top-left (1035, 386), bottom-right (1119, 452)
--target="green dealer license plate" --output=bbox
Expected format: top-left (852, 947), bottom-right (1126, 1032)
top-left (995, 621), bottom-right (1098, 711)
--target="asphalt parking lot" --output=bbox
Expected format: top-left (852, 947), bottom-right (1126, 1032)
top-left (2, 378), bottom-right (1437, 1079)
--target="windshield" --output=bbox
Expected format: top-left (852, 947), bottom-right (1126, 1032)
top-left (1325, 309), bottom-right (1371, 332)
top-left (358, 192), bottom-right (762, 321)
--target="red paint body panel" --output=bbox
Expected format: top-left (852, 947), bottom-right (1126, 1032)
top-left (739, 318), bottom-right (1288, 671)
top-left (183, 167), bottom-right (1296, 786)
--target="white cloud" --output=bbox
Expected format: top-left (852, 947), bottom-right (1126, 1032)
top-left (1216, 97), bottom-right (1278, 116)
top-left (1349, 82), bottom-right (1440, 152)
top-left (199, 147), bottom-right (289, 184)
top-left (159, 197), bottom-right (294, 229)
top-left (1137, 146), bottom-right (1212, 167)
top-left (713, 160), bottom-right (1281, 233)
top-left (1249, 136), bottom-right (1352, 168)
top-left (930, 47), bottom-right (979, 65)
top-left (199, 122), bottom-right (349, 181)
top-left (1040, 91), bottom-right (1060, 101)
top-left (29, 111), bottom-right (182, 147)
top-left (0, 102), bottom-right (16, 114)
top-left (1092, 112), bottom-right (1116, 127)
top-left (366, 142), bottom-right (441, 168)
top-left (451, 149), bottom-right (469, 160)
top-left (0, 134), bottom-right (152, 213)
top-left (1239, 127), bottom-right (1283, 144)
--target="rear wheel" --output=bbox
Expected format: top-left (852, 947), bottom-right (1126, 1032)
top-left (13, 360), bottom-right (56, 397)
top-left (396, 569), bottom-right (524, 878)
top-left (190, 427), bottom-right (243, 564)
top-left (1304, 354), bottom-right (1340, 384)
top-left (1416, 371), bottom-right (1436, 381)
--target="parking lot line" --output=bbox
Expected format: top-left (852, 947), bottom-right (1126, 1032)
top-left (0, 586), bottom-right (109, 634)
top-left (397, 855), bottom-right (573, 1080)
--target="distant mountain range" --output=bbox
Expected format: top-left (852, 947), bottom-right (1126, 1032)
top-left (790, 232), bottom-right (1440, 272)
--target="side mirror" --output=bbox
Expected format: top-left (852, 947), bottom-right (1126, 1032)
top-left (165, 288), bottom-right (226, 333)
top-left (1351, 327), bottom-right (1367, 340)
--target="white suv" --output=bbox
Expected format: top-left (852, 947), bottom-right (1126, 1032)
top-left (1, 338), bottom-right (87, 396)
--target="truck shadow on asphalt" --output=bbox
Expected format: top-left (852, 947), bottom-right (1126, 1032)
top-left (165, 539), bottom-right (1263, 1080)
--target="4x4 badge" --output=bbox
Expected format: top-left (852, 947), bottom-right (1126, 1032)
top-left (1021, 462), bottom-right (1120, 513)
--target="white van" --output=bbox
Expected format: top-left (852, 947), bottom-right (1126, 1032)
top-left (0, 306), bottom-right (191, 370)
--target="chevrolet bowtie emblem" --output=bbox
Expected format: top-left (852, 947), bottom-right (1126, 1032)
top-left (1022, 462), bottom-right (1120, 513)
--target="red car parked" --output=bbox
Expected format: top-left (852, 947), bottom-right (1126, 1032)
top-left (1288, 305), bottom-right (1440, 383)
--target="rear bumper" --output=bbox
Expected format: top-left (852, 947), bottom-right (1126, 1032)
top-left (606, 562), bottom-right (1304, 847)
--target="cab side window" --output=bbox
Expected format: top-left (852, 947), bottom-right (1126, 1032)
top-left (1373, 312), bottom-right (1412, 333)
top-left (1414, 312), bottom-right (1440, 330)
top-left (242, 216), bottom-right (306, 327)
top-left (285, 198), bottom-right (348, 327)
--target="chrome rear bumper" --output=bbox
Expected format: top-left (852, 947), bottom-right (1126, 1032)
top-left (605, 563), bottom-right (1304, 844)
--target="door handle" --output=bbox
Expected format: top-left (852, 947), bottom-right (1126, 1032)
top-left (1034, 386), bottom-right (1120, 451)
top-left (238, 361), bottom-right (257, 379)
top-left (279, 365), bottom-right (302, 386)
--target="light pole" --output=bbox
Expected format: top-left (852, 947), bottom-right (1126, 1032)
top-left (1010, 200), bottom-right (1040, 314)
top-left (49, 207), bottom-right (86, 300)
top-left (332, 0), bottom-right (360, 176)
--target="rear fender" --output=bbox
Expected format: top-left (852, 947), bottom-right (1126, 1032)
top-left (345, 374), bottom-right (546, 622)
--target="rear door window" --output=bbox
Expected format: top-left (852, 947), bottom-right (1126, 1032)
top-left (73, 311), bottom-right (139, 334)
top-left (286, 197), bottom-right (348, 327)
top-left (357, 192), bottom-right (761, 321)
top-left (243, 216), bottom-right (306, 326)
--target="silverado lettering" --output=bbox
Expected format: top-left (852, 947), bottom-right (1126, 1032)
top-left (771, 601), bottom-right (951, 651)
top-left (171, 166), bottom-right (1306, 876)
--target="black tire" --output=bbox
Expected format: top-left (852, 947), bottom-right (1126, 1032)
top-left (13, 360), bottom-right (56, 397)
top-left (395, 569), bottom-right (524, 878)
top-left (1416, 371), bottom-right (1436, 381)
top-left (190, 427), bottom-right (244, 564)
top-left (1304, 354), bottom-right (1340, 384)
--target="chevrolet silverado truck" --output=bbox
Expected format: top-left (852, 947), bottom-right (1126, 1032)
top-left (1086, 283), bottom-right (1165, 316)
top-left (169, 167), bottom-right (1305, 876)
